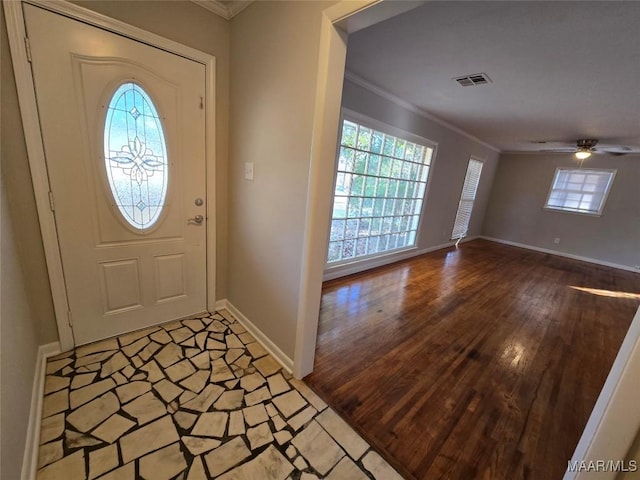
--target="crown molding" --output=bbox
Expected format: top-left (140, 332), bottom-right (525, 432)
top-left (227, 1), bottom-right (252, 18)
top-left (344, 70), bottom-right (501, 153)
top-left (190, 0), bottom-right (252, 20)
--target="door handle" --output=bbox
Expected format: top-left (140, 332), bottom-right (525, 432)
top-left (188, 214), bottom-right (204, 225)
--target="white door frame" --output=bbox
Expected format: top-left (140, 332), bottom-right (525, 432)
top-left (296, 0), bottom-right (640, 472)
top-left (293, 0), bottom-right (380, 380)
top-left (4, 0), bottom-right (217, 352)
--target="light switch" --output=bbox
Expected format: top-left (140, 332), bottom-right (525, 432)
top-left (244, 162), bottom-right (254, 181)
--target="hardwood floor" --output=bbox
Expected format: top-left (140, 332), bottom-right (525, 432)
top-left (305, 239), bottom-right (640, 480)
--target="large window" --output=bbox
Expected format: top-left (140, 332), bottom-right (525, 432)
top-left (327, 116), bottom-right (434, 264)
top-left (544, 168), bottom-right (616, 216)
top-left (451, 158), bottom-right (483, 240)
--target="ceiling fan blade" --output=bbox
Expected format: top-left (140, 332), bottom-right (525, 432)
top-left (539, 148), bottom-right (576, 153)
top-left (593, 144), bottom-right (633, 153)
top-left (594, 150), bottom-right (629, 156)
top-left (531, 138), bottom-right (639, 155)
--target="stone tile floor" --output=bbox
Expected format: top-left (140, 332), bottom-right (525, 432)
top-left (37, 311), bottom-right (403, 479)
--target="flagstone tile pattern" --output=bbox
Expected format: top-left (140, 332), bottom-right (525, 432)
top-left (38, 311), bottom-right (403, 479)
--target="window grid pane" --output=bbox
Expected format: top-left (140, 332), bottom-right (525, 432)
top-left (545, 168), bottom-right (615, 215)
top-left (328, 119), bottom-right (433, 264)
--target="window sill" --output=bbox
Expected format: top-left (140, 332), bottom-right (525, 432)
top-left (324, 245), bottom-right (419, 281)
top-left (543, 207), bottom-right (603, 217)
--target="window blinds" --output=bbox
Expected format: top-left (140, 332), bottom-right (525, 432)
top-left (545, 168), bottom-right (615, 215)
top-left (452, 159), bottom-right (483, 240)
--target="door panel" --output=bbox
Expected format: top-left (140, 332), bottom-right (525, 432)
top-left (25, 4), bottom-right (208, 344)
top-left (155, 254), bottom-right (187, 302)
top-left (73, 55), bottom-right (184, 244)
top-left (99, 259), bottom-right (143, 313)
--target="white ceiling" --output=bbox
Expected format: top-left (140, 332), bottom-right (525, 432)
top-left (345, 1), bottom-right (640, 153)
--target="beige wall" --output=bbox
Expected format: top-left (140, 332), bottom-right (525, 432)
top-left (1, 9), bottom-right (41, 477)
top-left (73, 0), bottom-right (231, 300)
top-left (228, 1), bottom-right (330, 359)
top-left (483, 153), bottom-right (640, 268)
top-left (618, 429), bottom-right (640, 479)
top-left (1, 6), bottom-right (57, 344)
top-left (341, 78), bottom-right (501, 248)
top-left (0, 176), bottom-right (40, 480)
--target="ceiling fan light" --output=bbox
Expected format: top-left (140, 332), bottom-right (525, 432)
top-left (575, 150), bottom-right (591, 160)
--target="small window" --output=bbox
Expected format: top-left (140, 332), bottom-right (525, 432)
top-left (544, 168), bottom-right (616, 216)
top-left (452, 158), bottom-right (483, 240)
top-left (104, 82), bottom-right (168, 230)
top-left (327, 116), bottom-right (435, 264)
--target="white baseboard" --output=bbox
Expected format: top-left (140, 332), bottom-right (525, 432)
top-left (215, 300), bottom-right (294, 374)
top-left (323, 237), bottom-right (478, 281)
top-left (22, 342), bottom-right (61, 480)
top-left (480, 237), bottom-right (639, 273)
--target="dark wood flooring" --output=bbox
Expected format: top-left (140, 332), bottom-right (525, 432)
top-left (305, 239), bottom-right (640, 480)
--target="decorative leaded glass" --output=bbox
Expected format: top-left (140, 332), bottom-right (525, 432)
top-left (104, 82), bottom-right (168, 230)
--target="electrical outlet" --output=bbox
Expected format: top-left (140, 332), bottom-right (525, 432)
top-left (553, 237), bottom-right (560, 244)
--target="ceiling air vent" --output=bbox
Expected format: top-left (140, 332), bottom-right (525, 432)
top-left (454, 73), bottom-right (492, 87)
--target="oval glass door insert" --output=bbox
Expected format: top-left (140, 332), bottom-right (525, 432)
top-left (103, 82), bottom-right (168, 230)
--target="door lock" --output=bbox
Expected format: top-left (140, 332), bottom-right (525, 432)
top-left (188, 214), bottom-right (204, 225)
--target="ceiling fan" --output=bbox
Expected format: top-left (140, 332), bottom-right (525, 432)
top-left (539, 139), bottom-right (632, 159)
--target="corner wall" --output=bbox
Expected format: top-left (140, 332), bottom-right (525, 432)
top-left (0, 176), bottom-right (40, 480)
top-left (482, 153), bottom-right (640, 269)
top-left (619, 429), bottom-right (640, 479)
top-left (228, 1), bottom-right (329, 360)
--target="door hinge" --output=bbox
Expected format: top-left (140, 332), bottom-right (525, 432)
top-left (199, 97), bottom-right (204, 110)
top-left (48, 191), bottom-right (55, 212)
top-left (67, 310), bottom-right (73, 327)
top-left (24, 37), bottom-right (32, 63)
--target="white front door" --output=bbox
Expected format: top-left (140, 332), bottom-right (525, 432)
top-left (24, 4), bottom-right (208, 344)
